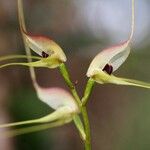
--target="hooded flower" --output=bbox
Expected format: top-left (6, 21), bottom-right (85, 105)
top-left (87, 41), bottom-right (130, 77)
top-left (23, 32), bottom-right (67, 68)
top-left (0, 87), bottom-right (79, 129)
top-left (86, 0), bottom-right (150, 89)
top-left (86, 39), bottom-right (150, 88)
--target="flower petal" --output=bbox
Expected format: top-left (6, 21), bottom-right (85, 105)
top-left (0, 55), bottom-right (41, 62)
top-left (0, 58), bottom-right (64, 69)
top-left (36, 86), bottom-right (79, 113)
top-left (6, 119), bottom-right (69, 137)
top-left (23, 32), bottom-right (67, 62)
top-left (0, 106), bottom-right (74, 128)
top-left (87, 40), bottom-right (130, 77)
top-left (0, 61), bottom-right (48, 69)
top-left (92, 70), bottom-right (150, 89)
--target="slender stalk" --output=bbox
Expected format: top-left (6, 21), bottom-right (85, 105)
top-left (18, 0), bottom-right (38, 88)
top-left (82, 78), bottom-right (95, 106)
top-left (73, 115), bottom-right (86, 141)
top-left (59, 63), bottom-right (94, 150)
top-left (82, 107), bottom-right (91, 150)
top-left (59, 63), bottom-right (82, 108)
top-left (81, 78), bottom-right (95, 150)
top-left (129, 0), bottom-right (135, 41)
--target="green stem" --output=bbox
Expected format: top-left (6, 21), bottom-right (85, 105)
top-left (82, 107), bottom-right (91, 150)
top-left (73, 115), bottom-right (86, 141)
top-left (59, 63), bottom-right (94, 150)
top-left (59, 63), bottom-right (82, 108)
top-left (80, 79), bottom-right (95, 150)
top-left (82, 78), bottom-right (95, 106)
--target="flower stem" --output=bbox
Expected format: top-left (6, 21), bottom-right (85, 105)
top-left (59, 63), bottom-right (95, 150)
top-left (81, 78), bottom-right (95, 150)
top-left (81, 106), bottom-right (91, 150)
top-left (82, 78), bottom-right (95, 106)
top-left (59, 63), bottom-right (82, 108)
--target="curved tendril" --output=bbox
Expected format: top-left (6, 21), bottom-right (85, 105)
top-left (0, 61), bottom-right (46, 69)
top-left (18, 0), bottom-right (38, 88)
top-left (0, 63), bottom-right (32, 69)
top-left (129, 0), bottom-right (135, 41)
top-left (0, 55), bottom-right (41, 62)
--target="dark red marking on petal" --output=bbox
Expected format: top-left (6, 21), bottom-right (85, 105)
top-left (102, 64), bottom-right (113, 75)
top-left (42, 51), bottom-right (49, 58)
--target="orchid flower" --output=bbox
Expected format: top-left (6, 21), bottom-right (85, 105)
top-left (0, 0), bottom-right (67, 70)
top-left (0, 35), bottom-right (66, 69)
top-left (0, 0), bottom-right (148, 149)
top-left (18, 0), bottom-right (85, 139)
top-left (86, 0), bottom-right (150, 89)
top-left (18, 0), bottom-right (66, 69)
top-left (0, 32), bottom-right (67, 69)
top-left (0, 87), bottom-right (80, 136)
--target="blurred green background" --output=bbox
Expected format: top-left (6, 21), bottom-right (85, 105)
top-left (0, 0), bottom-right (150, 150)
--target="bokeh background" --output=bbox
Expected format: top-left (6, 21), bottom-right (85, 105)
top-left (0, 0), bottom-right (150, 150)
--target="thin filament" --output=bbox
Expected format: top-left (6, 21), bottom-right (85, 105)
top-left (129, 0), bottom-right (135, 41)
top-left (0, 55), bottom-right (41, 62)
top-left (0, 62), bottom-right (38, 69)
top-left (18, 0), bottom-right (38, 89)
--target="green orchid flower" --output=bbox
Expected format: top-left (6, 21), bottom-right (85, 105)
top-left (0, 34), bottom-right (67, 69)
top-left (0, 0), bottom-right (67, 70)
top-left (86, 0), bottom-right (150, 89)
top-left (86, 39), bottom-right (150, 89)
top-left (0, 86), bottom-right (82, 137)
top-left (0, 87), bottom-right (79, 128)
